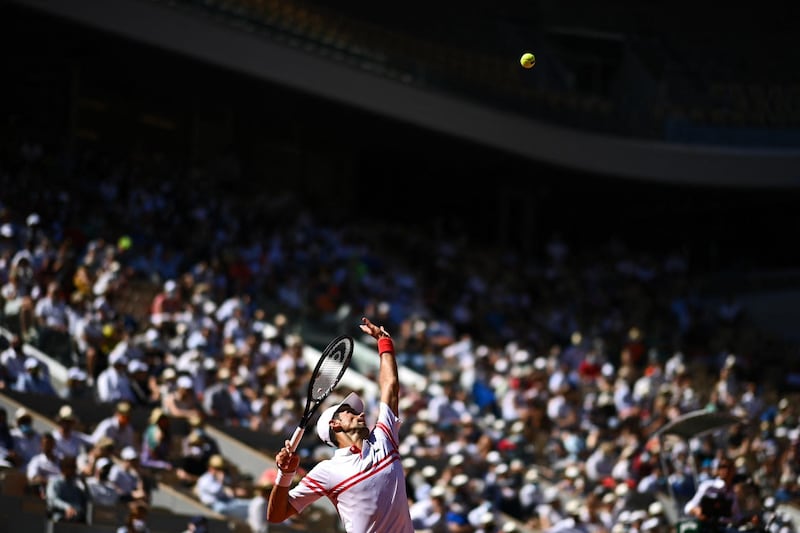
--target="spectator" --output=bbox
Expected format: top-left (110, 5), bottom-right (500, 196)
top-left (140, 407), bottom-right (174, 471)
top-left (150, 278), bottom-right (183, 329)
top-left (1, 254), bottom-right (36, 340)
top-left (163, 374), bottom-right (203, 419)
top-left (46, 454), bottom-right (89, 523)
top-left (0, 407), bottom-right (20, 468)
top-left (11, 407), bottom-right (41, 468)
top-left (78, 436), bottom-right (115, 478)
top-left (14, 356), bottom-right (57, 396)
top-left (410, 484), bottom-right (448, 532)
top-left (95, 350), bottom-right (135, 403)
top-left (128, 359), bottom-right (159, 408)
top-left (51, 405), bottom-right (92, 459)
top-left (63, 366), bottom-right (92, 400)
top-left (202, 367), bottom-right (240, 425)
top-left (181, 515), bottom-right (209, 533)
top-left (0, 334), bottom-right (27, 385)
top-left (248, 477), bottom-right (274, 533)
top-left (684, 456), bottom-right (742, 530)
top-left (175, 418), bottom-right (220, 487)
top-left (273, 336), bottom-right (307, 389)
top-left (86, 456), bottom-right (121, 506)
top-left (195, 454), bottom-right (251, 521)
top-left (116, 500), bottom-right (151, 533)
top-left (176, 429), bottom-right (210, 487)
top-left (26, 432), bottom-right (61, 498)
top-left (109, 446), bottom-right (149, 502)
top-left (90, 401), bottom-right (136, 453)
top-left (33, 280), bottom-right (72, 364)
top-left (157, 367), bottom-right (179, 406)
top-left (70, 286), bottom-right (106, 375)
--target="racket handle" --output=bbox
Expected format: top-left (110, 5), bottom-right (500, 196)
top-left (288, 426), bottom-right (305, 452)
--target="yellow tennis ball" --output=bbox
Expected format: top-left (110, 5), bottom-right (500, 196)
top-left (520, 52), bottom-right (536, 69)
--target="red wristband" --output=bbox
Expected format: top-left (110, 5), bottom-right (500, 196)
top-left (377, 337), bottom-right (395, 355)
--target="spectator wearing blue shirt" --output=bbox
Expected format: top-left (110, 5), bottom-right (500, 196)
top-left (15, 357), bottom-right (56, 396)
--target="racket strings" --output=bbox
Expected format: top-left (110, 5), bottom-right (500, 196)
top-left (310, 355), bottom-right (347, 400)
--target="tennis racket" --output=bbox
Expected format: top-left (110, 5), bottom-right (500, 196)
top-left (287, 334), bottom-right (354, 452)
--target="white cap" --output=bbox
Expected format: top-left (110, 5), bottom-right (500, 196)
top-left (164, 280), bottom-right (177, 293)
top-left (67, 367), bottom-right (87, 381)
top-left (421, 465), bottom-right (438, 479)
top-left (449, 454), bottom-right (465, 467)
top-left (24, 357), bottom-right (40, 370)
top-left (451, 474), bottom-right (469, 487)
top-left (316, 392), bottom-right (364, 447)
top-left (641, 517), bottom-right (661, 531)
top-left (121, 446), bottom-right (138, 460)
top-left (26, 213), bottom-right (40, 226)
top-left (127, 360), bottom-right (148, 374)
top-left (177, 375), bottom-right (193, 389)
top-left (0, 223), bottom-right (13, 237)
top-left (108, 351), bottom-right (128, 366)
top-left (430, 485), bottom-right (447, 499)
top-left (486, 450), bottom-right (502, 465)
top-left (95, 457), bottom-right (112, 471)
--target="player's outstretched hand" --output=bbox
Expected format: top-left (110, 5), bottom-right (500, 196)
top-left (360, 317), bottom-right (390, 339)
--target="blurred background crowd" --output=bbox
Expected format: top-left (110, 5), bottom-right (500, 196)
top-left (2, 1), bottom-right (800, 532)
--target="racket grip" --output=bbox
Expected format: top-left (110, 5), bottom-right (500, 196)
top-left (288, 426), bottom-right (305, 452)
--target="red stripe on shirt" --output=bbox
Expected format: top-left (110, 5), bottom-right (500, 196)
top-left (375, 421), bottom-right (399, 449)
top-left (332, 451), bottom-right (401, 496)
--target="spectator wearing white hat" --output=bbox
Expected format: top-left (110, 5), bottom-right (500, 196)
top-left (14, 356), bottom-right (57, 396)
top-left (150, 279), bottom-right (182, 328)
top-left (163, 374), bottom-right (203, 420)
top-left (128, 359), bottom-right (159, 408)
top-left (410, 483), bottom-right (448, 532)
top-left (52, 405), bottom-right (92, 458)
top-left (63, 367), bottom-right (91, 401)
top-left (86, 456), bottom-right (121, 506)
top-left (109, 446), bottom-right (149, 502)
top-left (536, 486), bottom-right (564, 530)
top-left (96, 350), bottom-right (135, 403)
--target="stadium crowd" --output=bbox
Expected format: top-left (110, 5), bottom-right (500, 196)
top-left (1, 134), bottom-right (800, 533)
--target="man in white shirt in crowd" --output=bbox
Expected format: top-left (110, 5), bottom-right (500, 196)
top-left (90, 401), bottom-right (136, 454)
top-left (27, 432), bottom-right (61, 497)
top-left (52, 405), bottom-right (92, 459)
top-left (195, 453), bottom-right (251, 521)
top-left (109, 446), bottom-right (148, 502)
top-left (95, 351), bottom-right (135, 403)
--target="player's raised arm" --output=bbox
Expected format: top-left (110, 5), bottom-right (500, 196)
top-left (359, 317), bottom-right (399, 414)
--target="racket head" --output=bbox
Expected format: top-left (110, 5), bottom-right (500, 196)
top-left (288, 335), bottom-right (354, 452)
top-left (307, 334), bottom-right (354, 404)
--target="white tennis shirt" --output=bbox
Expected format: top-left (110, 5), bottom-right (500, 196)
top-left (288, 402), bottom-right (414, 533)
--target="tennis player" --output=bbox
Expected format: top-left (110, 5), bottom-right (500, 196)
top-left (266, 316), bottom-right (414, 533)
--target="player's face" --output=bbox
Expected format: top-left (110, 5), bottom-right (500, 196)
top-left (335, 404), bottom-right (366, 430)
